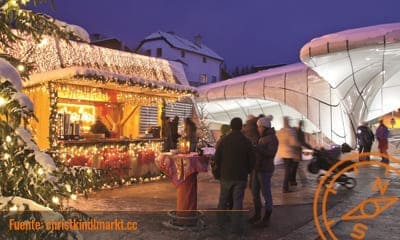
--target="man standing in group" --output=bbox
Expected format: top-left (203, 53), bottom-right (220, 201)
top-left (249, 116), bottom-right (278, 227)
top-left (376, 119), bottom-right (390, 164)
top-left (356, 121), bottom-right (374, 161)
top-left (214, 117), bottom-right (255, 233)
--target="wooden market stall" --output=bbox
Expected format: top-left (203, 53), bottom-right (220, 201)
top-left (7, 35), bottom-right (196, 178)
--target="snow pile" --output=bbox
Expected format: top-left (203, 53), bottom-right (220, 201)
top-left (12, 92), bottom-right (34, 111)
top-left (0, 58), bottom-right (22, 90)
top-left (34, 151), bottom-right (57, 172)
top-left (15, 126), bottom-right (39, 151)
top-left (53, 17), bottom-right (90, 43)
top-left (0, 196), bottom-right (72, 226)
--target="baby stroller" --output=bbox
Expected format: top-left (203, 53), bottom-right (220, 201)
top-left (307, 143), bottom-right (357, 189)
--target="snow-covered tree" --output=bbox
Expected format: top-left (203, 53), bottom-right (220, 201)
top-left (0, 1), bottom-right (86, 239)
top-left (196, 104), bottom-right (214, 148)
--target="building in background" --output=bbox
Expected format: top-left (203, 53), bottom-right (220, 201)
top-left (91, 33), bottom-right (133, 52)
top-left (136, 31), bottom-right (224, 86)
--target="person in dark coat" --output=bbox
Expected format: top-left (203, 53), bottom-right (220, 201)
top-left (214, 117), bottom-right (255, 232)
top-left (376, 120), bottom-right (390, 164)
top-left (90, 117), bottom-right (111, 138)
top-left (356, 121), bottom-right (374, 161)
top-left (249, 116), bottom-right (279, 227)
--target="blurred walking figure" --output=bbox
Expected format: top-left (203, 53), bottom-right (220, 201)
top-left (249, 116), bottom-right (278, 227)
top-left (184, 117), bottom-right (198, 152)
top-left (214, 117), bottom-right (255, 233)
top-left (276, 116), bottom-right (301, 193)
top-left (243, 114), bottom-right (260, 145)
top-left (376, 120), bottom-right (390, 164)
top-left (356, 121), bottom-right (374, 161)
top-left (292, 120), bottom-right (312, 186)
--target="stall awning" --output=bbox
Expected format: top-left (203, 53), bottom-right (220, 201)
top-left (26, 67), bottom-right (197, 98)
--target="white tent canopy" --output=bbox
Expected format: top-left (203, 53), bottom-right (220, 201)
top-left (301, 23), bottom-right (400, 124)
top-left (197, 63), bottom-right (353, 144)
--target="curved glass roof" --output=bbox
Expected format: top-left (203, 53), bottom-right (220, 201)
top-left (197, 63), bottom-right (352, 144)
top-left (301, 23), bottom-right (400, 125)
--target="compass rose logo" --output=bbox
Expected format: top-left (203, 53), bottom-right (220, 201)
top-left (313, 152), bottom-right (400, 240)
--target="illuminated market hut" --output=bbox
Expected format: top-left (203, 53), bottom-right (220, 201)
top-left (6, 34), bottom-right (196, 177)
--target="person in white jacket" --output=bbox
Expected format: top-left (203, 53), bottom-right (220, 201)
top-left (276, 116), bottom-right (301, 193)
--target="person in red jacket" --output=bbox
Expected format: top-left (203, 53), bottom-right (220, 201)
top-left (376, 120), bottom-right (390, 164)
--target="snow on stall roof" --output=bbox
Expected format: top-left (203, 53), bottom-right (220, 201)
top-left (144, 31), bottom-right (224, 61)
top-left (26, 67), bottom-right (196, 93)
top-left (5, 34), bottom-right (190, 88)
top-left (301, 23), bottom-right (400, 59)
top-left (198, 63), bottom-right (308, 92)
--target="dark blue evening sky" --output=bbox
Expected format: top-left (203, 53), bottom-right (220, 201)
top-left (31, 0), bottom-right (400, 69)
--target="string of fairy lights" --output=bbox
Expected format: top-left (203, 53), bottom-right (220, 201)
top-left (5, 34), bottom-right (197, 94)
top-left (3, 32), bottom-right (200, 193)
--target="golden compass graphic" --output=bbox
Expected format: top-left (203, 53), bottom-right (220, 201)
top-left (313, 152), bottom-right (400, 240)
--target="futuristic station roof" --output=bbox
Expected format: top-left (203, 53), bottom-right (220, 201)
top-left (197, 23), bottom-right (400, 145)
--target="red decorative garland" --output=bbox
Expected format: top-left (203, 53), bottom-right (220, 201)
top-left (100, 148), bottom-right (130, 177)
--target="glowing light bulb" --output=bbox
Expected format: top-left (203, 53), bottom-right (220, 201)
top-left (9, 0), bottom-right (17, 7)
top-left (38, 38), bottom-right (49, 47)
top-left (37, 168), bottom-right (44, 175)
top-left (17, 65), bottom-right (25, 72)
top-left (70, 194), bottom-right (77, 201)
top-left (65, 184), bottom-right (71, 192)
top-left (5, 136), bottom-right (12, 143)
top-left (4, 153), bottom-right (10, 160)
top-left (0, 97), bottom-right (6, 107)
top-left (52, 196), bottom-right (60, 204)
top-left (87, 169), bottom-right (92, 174)
top-left (9, 205), bottom-right (18, 212)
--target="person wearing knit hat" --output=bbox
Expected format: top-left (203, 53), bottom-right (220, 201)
top-left (257, 117), bottom-right (271, 128)
top-left (248, 116), bottom-right (278, 227)
top-left (265, 114), bottom-right (273, 121)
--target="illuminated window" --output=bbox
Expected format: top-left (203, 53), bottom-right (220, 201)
top-left (156, 48), bottom-right (162, 57)
top-left (200, 74), bottom-right (207, 84)
top-left (57, 103), bottom-right (96, 133)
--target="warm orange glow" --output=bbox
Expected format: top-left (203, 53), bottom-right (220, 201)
top-left (57, 87), bottom-right (109, 102)
top-left (58, 103), bottom-right (96, 132)
top-left (379, 115), bottom-right (400, 129)
top-left (178, 139), bottom-right (190, 154)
